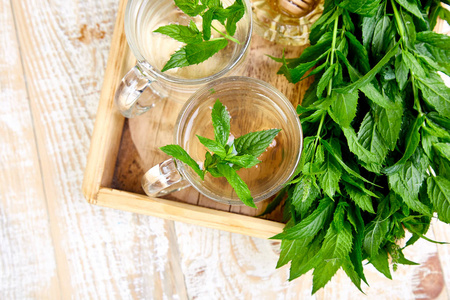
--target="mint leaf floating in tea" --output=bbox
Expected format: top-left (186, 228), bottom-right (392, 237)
top-left (154, 0), bottom-right (246, 71)
top-left (266, 0), bottom-right (450, 294)
top-left (160, 99), bottom-right (281, 208)
top-left (153, 21), bottom-right (203, 44)
top-left (159, 144), bottom-right (205, 180)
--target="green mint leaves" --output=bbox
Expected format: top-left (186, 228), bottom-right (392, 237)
top-left (159, 144), bottom-right (205, 180)
top-left (154, 0), bottom-right (245, 72)
top-left (160, 100), bottom-right (281, 208)
top-left (267, 0), bottom-right (450, 294)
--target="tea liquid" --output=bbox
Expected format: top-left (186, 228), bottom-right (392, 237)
top-left (133, 0), bottom-right (245, 79)
top-left (179, 90), bottom-right (299, 202)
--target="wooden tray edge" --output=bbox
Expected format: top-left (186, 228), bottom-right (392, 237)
top-left (96, 187), bottom-right (284, 238)
top-left (82, 0), bottom-right (128, 203)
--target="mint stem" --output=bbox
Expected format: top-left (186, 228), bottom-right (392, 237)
top-left (391, 0), bottom-right (406, 44)
top-left (211, 24), bottom-right (241, 44)
top-left (327, 11), bottom-right (340, 96)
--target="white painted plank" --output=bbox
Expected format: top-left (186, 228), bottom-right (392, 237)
top-left (0, 0), bottom-right (60, 298)
top-left (10, 0), bottom-right (188, 298)
top-left (175, 221), bottom-right (449, 299)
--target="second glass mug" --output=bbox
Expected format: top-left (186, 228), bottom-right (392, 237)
top-left (115, 0), bottom-right (253, 118)
top-left (142, 76), bottom-right (303, 206)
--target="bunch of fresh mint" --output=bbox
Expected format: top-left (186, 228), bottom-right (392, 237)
top-left (154, 0), bottom-right (246, 72)
top-left (265, 0), bottom-right (450, 294)
top-left (161, 100), bottom-right (280, 208)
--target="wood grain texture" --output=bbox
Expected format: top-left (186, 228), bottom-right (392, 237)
top-left (96, 188), bottom-right (285, 239)
top-left (9, 0), bottom-right (188, 298)
top-left (174, 221), bottom-right (449, 299)
top-left (0, 0), bottom-right (60, 298)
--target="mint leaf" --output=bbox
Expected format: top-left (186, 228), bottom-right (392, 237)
top-left (433, 143), bottom-right (450, 159)
top-left (361, 7), bottom-right (382, 47)
top-left (160, 144), bottom-right (204, 180)
top-left (186, 39), bottom-right (228, 64)
top-left (217, 162), bottom-right (255, 208)
top-left (335, 41), bottom-right (400, 94)
top-left (342, 126), bottom-right (380, 170)
top-left (395, 0), bottom-right (425, 21)
top-left (321, 139), bottom-right (376, 186)
top-left (291, 176), bottom-right (320, 218)
top-left (174, 0), bottom-right (206, 16)
top-left (363, 214), bottom-right (389, 258)
top-left (352, 111), bottom-right (389, 172)
top-left (349, 206), bottom-right (368, 285)
top-left (371, 16), bottom-right (391, 55)
top-left (312, 258), bottom-right (341, 294)
top-left (234, 129), bottom-right (281, 157)
top-left (289, 233), bottom-right (324, 280)
top-left (201, 8), bottom-right (216, 40)
top-left (317, 152), bottom-right (341, 198)
top-left (316, 65), bottom-right (334, 98)
top-left (329, 91), bottom-right (358, 128)
top-left (403, 51), bottom-right (426, 77)
top-left (207, 167), bottom-right (222, 178)
top-left (154, 22), bottom-right (202, 44)
top-left (211, 99), bottom-right (231, 146)
top-left (201, 0), bottom-right (220, 8)
top-left (204, 151), bottom-right (214, 168)
top-left (224, 0), bottom-right (245, 36)
top-left (427, 176), bottom-right (450, 223)
top-left (341, 173), bottom-right (378, 198)
top-left (389, 160), bottom-right (432, 216)
top-left (375, 102), bottom-right (403, 151)
top-left (384, 115), bottom-right (424, 175)
top-left (345, 31), bottom-right (370, 73)
top-left (342, 257), bottom-right (363, 292)
top-left (272, 198), bottom-right (335, 240)
top-left (395, 53), bottom-right (409, 91)
top-left (400, 8), bottom-right (416, 48)
top-left (415, 72), bottom-right (450, 119)
top-left (416, 31), bottom-right (450, 50)
top-left (196, 135), bottom-right (227, 158)
top-left (369, 249), bottom-right (392, 279)
top-left (275, 51), bottom-right (329, 83)
top-left (276, 238), bottom-right (299, 268)
top-left (225, 154), bottom-right (260, 169)
top-left (311, 221), bottom-right (353, 294)
top-left (161, 39), bottom-right (228, 72)
top-left (344, 183), bottom-right (375, 213)
top-left (339, 0), bottom-right (380, 16)
top-left (161, 48), bottom-right (190, 72)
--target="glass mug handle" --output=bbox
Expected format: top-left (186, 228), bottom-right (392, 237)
top-left (114, 64), bottom-right (167, 118)
top-left (141, 158), bottom-right (191, 197)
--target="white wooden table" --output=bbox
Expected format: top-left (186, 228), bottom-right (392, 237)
top-left (1, 0), bottom-right (449, 298)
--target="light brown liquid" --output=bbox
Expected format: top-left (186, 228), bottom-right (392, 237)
top-left (133, 0), bottom-right (248, 79)
top-left (178, 86), bottom-right (301, 202)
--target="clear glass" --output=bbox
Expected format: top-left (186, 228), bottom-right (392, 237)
top-left (142, 76), bottom-right (303, 206)
top-left (142, 158), bottom-right (190, 197)
top-left (115, 0), bottom-right (253, 118)
top-left (251, 0), bottom-right (324, 46)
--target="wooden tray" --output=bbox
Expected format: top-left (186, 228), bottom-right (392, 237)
top-left (82, 0), bottom-right (313, 239)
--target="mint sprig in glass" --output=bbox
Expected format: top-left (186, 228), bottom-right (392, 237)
top-left (154, 0), bottom-right (247, 72)
top-left (161, 100), bottom-right (281, 208)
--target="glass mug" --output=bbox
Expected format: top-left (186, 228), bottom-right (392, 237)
top-left (142, 76), bottom-right (303, 206)
top-left (115, 0), bottom-right (253, 118)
